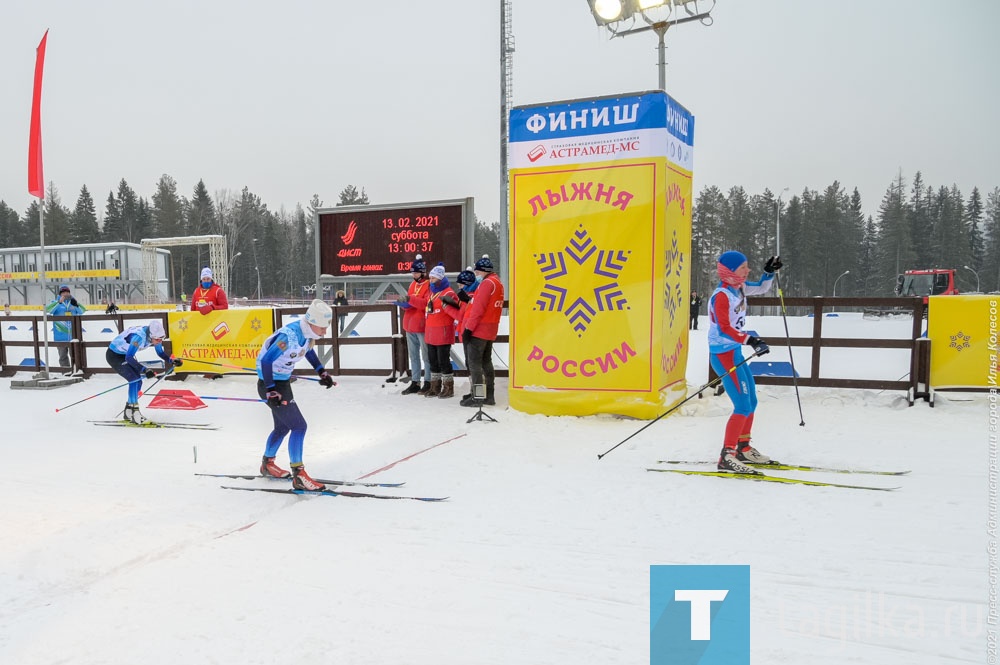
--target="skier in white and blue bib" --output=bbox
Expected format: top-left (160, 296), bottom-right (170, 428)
top-left (256, 299), bottom-right (336, 491)
top-left (106, 319), bottom-right (180, 424)
top-left (708, 250), bottom-right (782, 474)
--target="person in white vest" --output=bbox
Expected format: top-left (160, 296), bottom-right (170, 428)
top-left (707, 250), bottom-right (782, 474)
top-left (255, 299), bottom-right (336, 491)
top-left (106, 319), bottom-right (180, 424)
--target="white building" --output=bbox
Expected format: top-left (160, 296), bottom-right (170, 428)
top-left (0, 241), bottom-right (171, 307)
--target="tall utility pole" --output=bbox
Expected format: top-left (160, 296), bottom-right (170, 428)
top-left (499, 0), bottom-right (514, 281)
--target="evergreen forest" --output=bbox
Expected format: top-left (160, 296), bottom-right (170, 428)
top-left (0, 171), bottom-right (996, 299)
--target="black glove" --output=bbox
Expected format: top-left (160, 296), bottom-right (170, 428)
top-left (462, 329), bottom-right (473, 344)
top-left (265, 388), bottom-right (283, 408)
top-left (144, 368), bottom-right (157, 379)
top-left (69, 298), bottom-right (80, 307)
top-left (170, 357), bottom-right (183, 368)
top-left (746, 335), bottom-right (770, 356)
top-left (441, 295), bottom-right (459, 308)
top-left (763, 256), bottom-right (783, 273)
top-left (316, 368), bottom-right (335, 389)
top-left (456, 289), bottom-right (471, 303)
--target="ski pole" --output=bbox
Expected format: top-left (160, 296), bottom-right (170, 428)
top-left (55, 381), bottom-right (131, 413)
top-left (597, 350), bottom-right (765, 460)
top-left (183, 358), bottom-right (322, 382)
top-left (774, 271), bottom-right (806, 426)
top-left (145, 393), bottom-right (264, 403)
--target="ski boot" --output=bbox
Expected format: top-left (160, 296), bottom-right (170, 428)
top-left (718, 448), bottom-right (760, 475)
top-left (123, 403), bottom-right (148, 425)
top-left (291, 465), bottom-right (326, 491)
top-left (736, 440), bottom-right (771, 464)
top-left (260, 456), bottom-right (291, 479)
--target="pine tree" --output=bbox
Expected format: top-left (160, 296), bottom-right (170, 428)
top-left (0, 201), bottom-right (22, 247)
top-left (116, 179), bottom-right (140, 243)
top-left (185, 180), bottom-right (217, 295)
top-left (69, 185), bottom-right (100, 243)
top-left (291, 203), bottom-right (313, 296)
top-left (966, 187), bottom-right (985, 278)
top-left (907, 172), bottom-right (933, 267)
top-left (102, 190), bottom-right (124, 241)
top-left (336, 185), bottom-right (369, 207)
top-left (20, 201), bottom-right (41, 255)
top-left (43, 182), bottom-right (71, 246)
top-left (874, 173), bottom-right (912, 288)
top-left (984, 188), bottom-right (1000, 292)
top-left (691, 186), bottom-right (727, 293)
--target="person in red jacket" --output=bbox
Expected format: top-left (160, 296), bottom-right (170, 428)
top-left (424, 263), bottom-right (460, 398)
top-left (460, 255), bottom-right (504, 407)
top-left (441, 267), bottom-right (477, 400)
top-left (394, 256), bottom-right (431, 394)
top-left (192, 267), bottom-right (229, 315)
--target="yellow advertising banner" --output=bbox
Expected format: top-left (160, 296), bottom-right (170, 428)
top-left (167, 309), bottom-right (274, 373)
top-left (928, 295), bottom-right (998, 389)
top-left (0, 269), bottom-right (120, 280)
top-left (507, 91), bottom-right (694, 418)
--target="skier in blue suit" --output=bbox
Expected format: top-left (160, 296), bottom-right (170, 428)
top-left (255, 299), bottom-right (336, 491)
top-left (106, 319), bottom-right (179, 424)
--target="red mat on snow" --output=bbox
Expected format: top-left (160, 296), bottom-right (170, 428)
top-left (146, 389), bottom-right (207, 410)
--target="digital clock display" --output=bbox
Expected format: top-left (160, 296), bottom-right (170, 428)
top-left (317, 200), bottom-right (468, 277)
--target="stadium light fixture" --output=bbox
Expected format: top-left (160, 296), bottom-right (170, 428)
top-left (584, 0), bottom-right (715, 89)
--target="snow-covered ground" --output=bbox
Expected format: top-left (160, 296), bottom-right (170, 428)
top-left (0, 312), bottom-right (989, 664)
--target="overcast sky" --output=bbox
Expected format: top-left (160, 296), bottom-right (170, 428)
top-left (1, 0), bottom-right (997, 229)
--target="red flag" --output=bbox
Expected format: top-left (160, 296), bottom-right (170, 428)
top-left (28, 30), bottom-right (48, 199)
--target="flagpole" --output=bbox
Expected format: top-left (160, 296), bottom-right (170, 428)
top-left (38, 201), bottom-right (51, 379)
top-left (29, 29), bottom-right (50, 380)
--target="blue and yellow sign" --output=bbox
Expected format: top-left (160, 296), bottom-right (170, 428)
top-left (507, 91), bottom-right (695, 418)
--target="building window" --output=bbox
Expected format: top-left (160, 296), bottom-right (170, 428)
top-left (76, 261), bottom-right (86, 270)
top-left (62, 262), bottom-right (70, 271)
top-left (44, 263), bottom-right (50, 271)
top-left (96, 260), bottom-right (104, 270)
top-left (28, 264), bottom-right (36, 271)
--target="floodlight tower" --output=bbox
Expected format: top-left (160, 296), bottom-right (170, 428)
top-left (585, 0), bottom-right (715, 90)
top-left (500, 0), bottom-right (515, 281)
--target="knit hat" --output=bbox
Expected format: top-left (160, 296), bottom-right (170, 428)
top-left (457, 267), bottom-right (476, 286)
top-left (148, 319), bottom-right (166, 339)
top-left (474, 254), bottom-right (494, 272)
top-left (304, 299), bottom-right (333, 328)
top-left (717, 251), bottom-right (747, 271)
top-left (200, 267), bottom-right (213, 280)
top-left (58, 285), bottom-right (71, 294)
top-left (429, 263), bottom-right (446, 280)
top-left (410, 255), bottom-right (426, 273)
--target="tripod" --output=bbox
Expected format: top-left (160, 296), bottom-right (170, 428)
top-left (465, 384), bottom-right (497, 423)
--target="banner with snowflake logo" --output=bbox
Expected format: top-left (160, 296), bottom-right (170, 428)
top-left (508, 91), bottom-right (694, 418)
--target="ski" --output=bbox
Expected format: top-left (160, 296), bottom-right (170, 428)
top-left (646, 468), bottom-right (900, 491)
top-left (89, 420), bottom-right (218, 430)
top-left (656, 460), bottom-right (910, 476)
top-left (220, 485), bottom-right (446, 502)
top-left (196, 473), bottom-right (405, 488)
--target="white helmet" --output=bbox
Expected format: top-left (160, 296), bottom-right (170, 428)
top-left (148, 319), bottom-right (166, 339)
top-left (304, 299), bottom-right (333, 328)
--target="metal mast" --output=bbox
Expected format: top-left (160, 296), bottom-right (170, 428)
top-left (499, 0), bottom-right (514, 280)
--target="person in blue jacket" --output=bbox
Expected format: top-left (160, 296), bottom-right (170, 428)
top-left (106, 319), bottom-right (180, 424)
top-left (255, 299), bottom-right (336, 491)
top-left (45, 285), bottom-right (86, 371)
